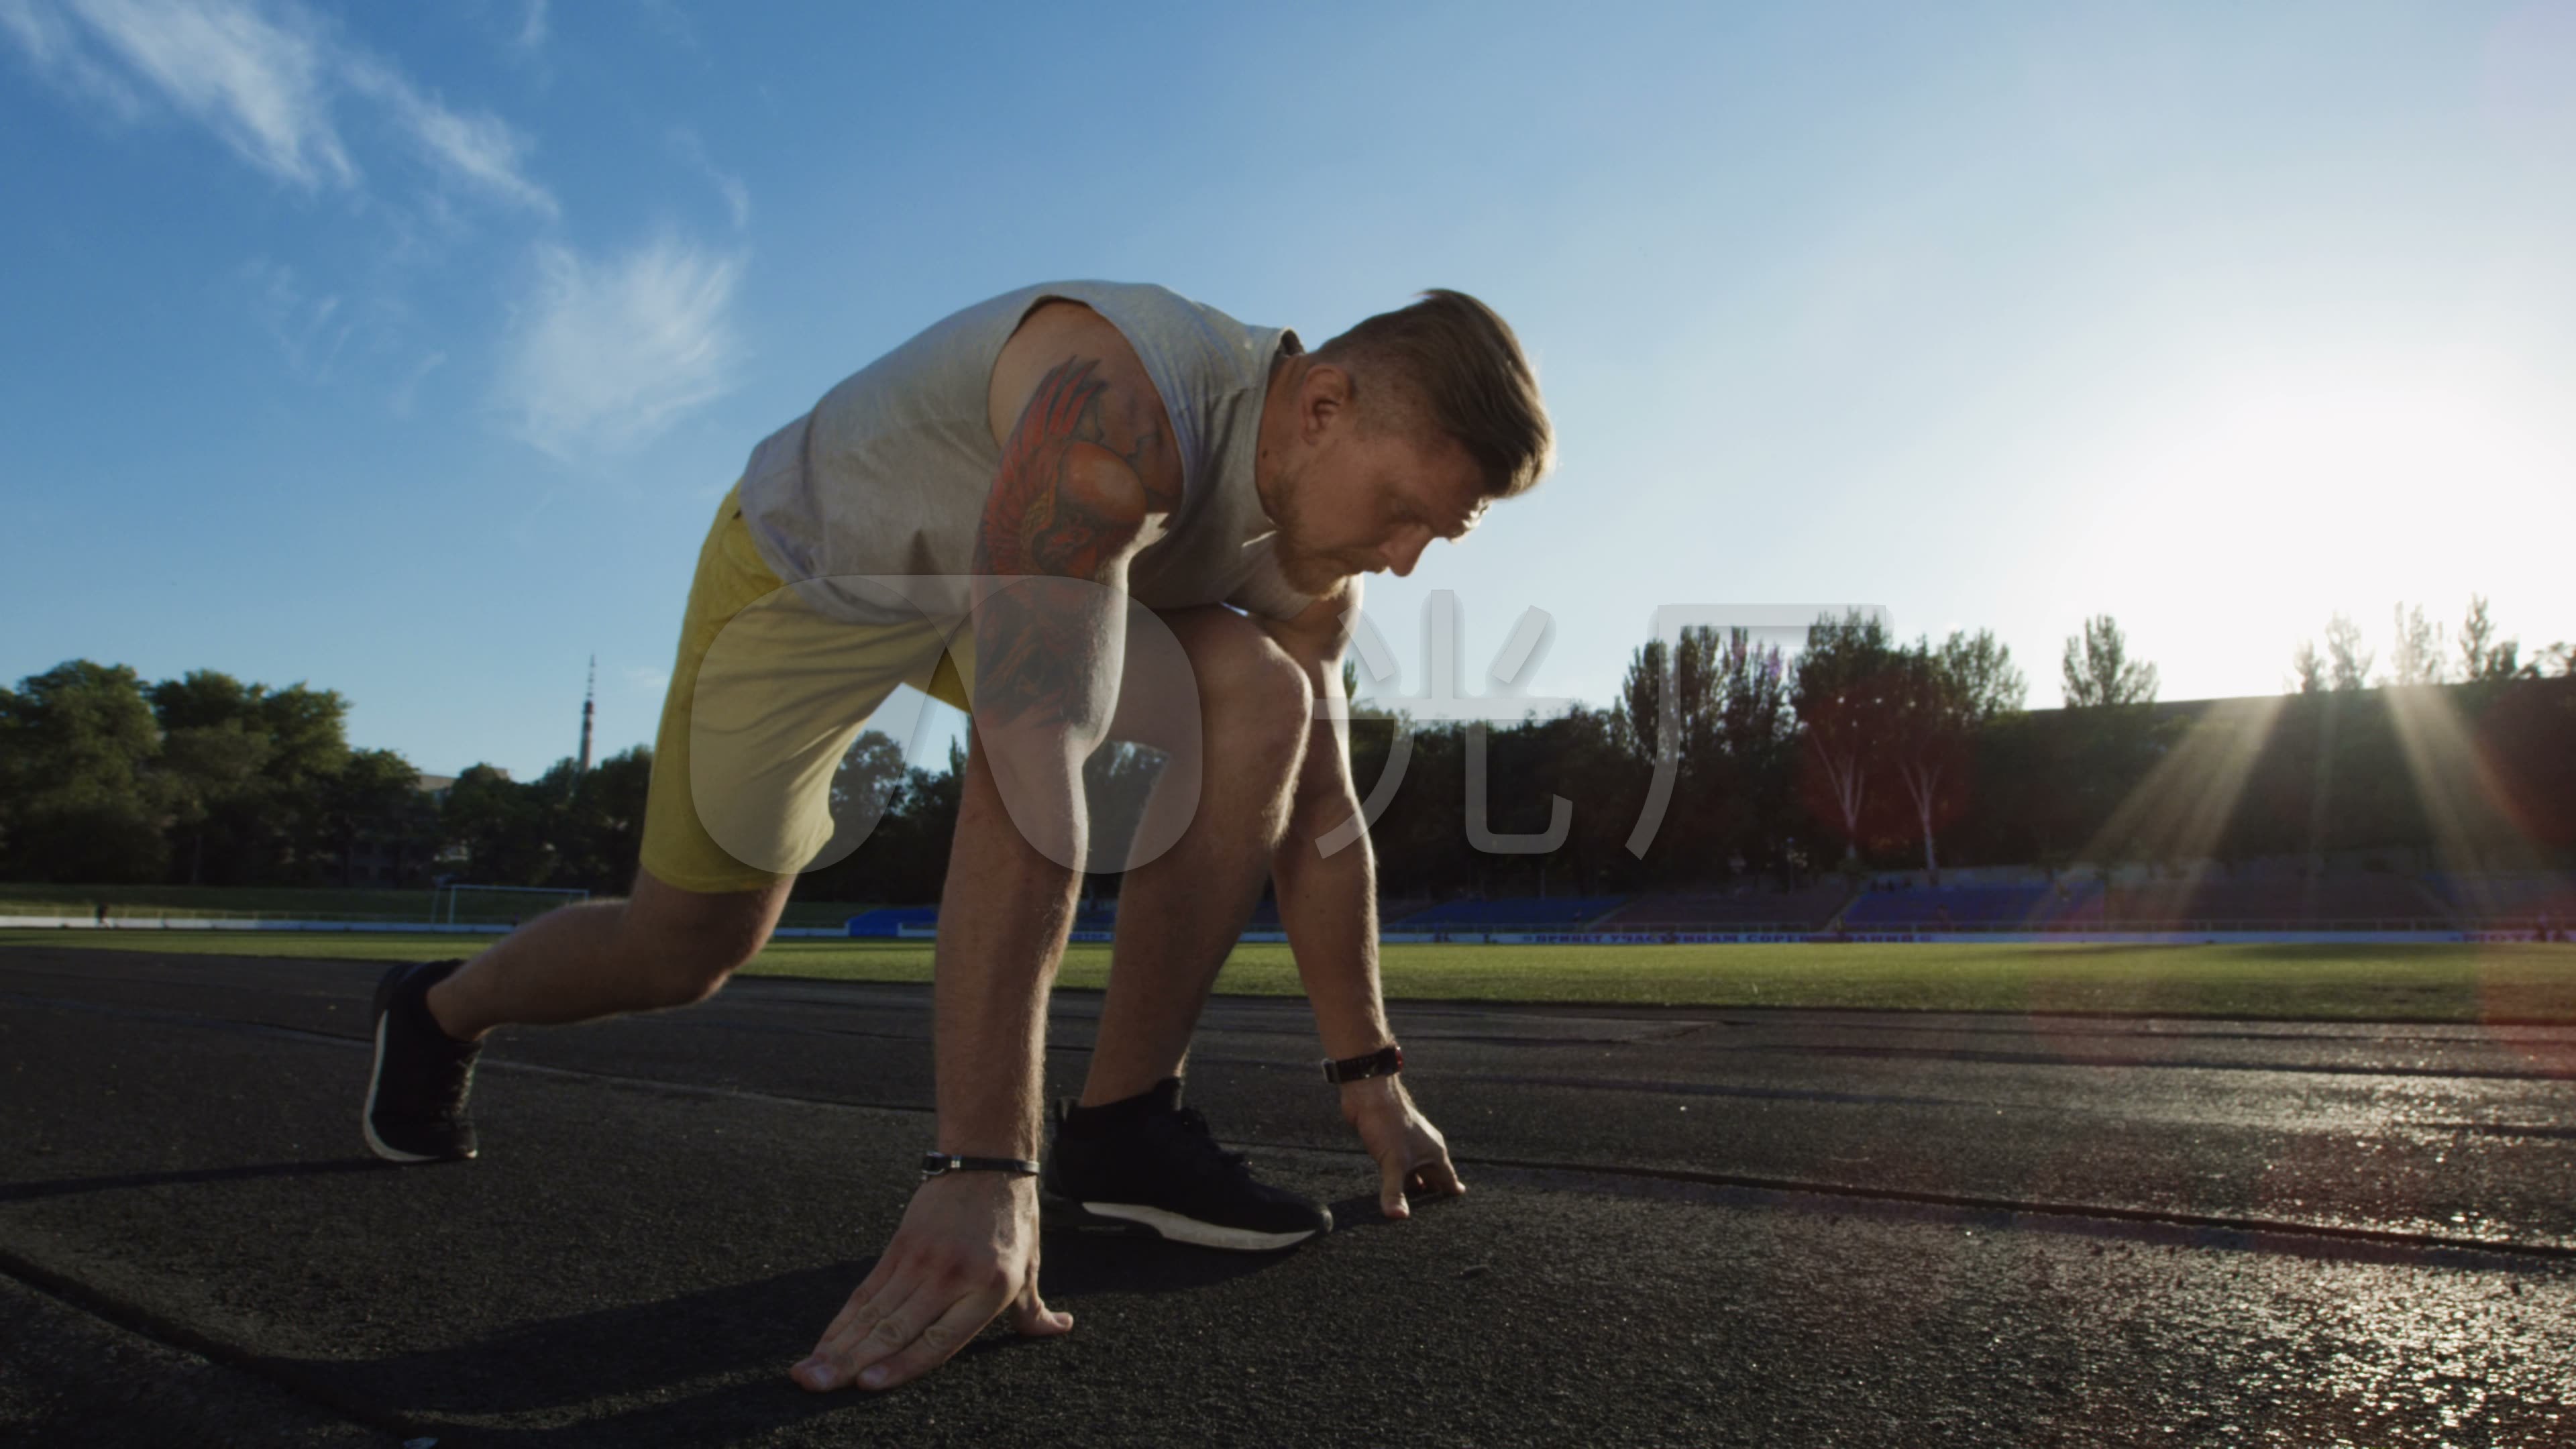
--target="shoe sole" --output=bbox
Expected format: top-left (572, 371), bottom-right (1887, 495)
top-left (1059, 1199), bottom-right (1325, 1252)
top-left (362, 964), bottom-right (470, 1165)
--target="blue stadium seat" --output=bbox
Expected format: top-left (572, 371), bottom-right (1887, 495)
top-left (1389, 896), bottom-right (1627, 929)
top-left (845, 906), bottom-right (940, 937)
top-left (1841, 884), bottom-right (2096, 929)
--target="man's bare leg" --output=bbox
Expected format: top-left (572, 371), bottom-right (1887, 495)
top-left (425, 867), bottom-right (794, 1041)
top-left (1077, 612), bottom-right (1309, 1106)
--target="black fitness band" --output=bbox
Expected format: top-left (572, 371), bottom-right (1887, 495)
top-left (919, 1153), bottom-right (1042, 1180)
top-left (1321, 1042), bottom-right (1403, 1084)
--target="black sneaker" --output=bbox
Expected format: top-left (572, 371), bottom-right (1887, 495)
top-left (363, 959), bottom-right (481, 1163)
top-left (1043, 1077), bottom-right (1330, 1250)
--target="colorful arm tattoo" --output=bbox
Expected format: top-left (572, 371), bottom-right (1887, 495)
top-left (971, 356), bottom-right (1172, 730)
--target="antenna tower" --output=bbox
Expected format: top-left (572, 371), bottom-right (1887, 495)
top-left (578, 655), bottom-right (596, 772)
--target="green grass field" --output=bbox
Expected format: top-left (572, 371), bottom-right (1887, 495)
top-left (5, 928), bottom-right (2572, 1022)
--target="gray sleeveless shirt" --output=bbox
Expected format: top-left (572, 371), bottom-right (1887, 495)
top-left (733, 281), bottom-right (1317, 629)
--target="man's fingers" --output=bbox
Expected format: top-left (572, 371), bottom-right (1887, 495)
top-left (1378, 1153), bottom-right (1411, 1220)
top-left (806, 1267), bottom-right (891, 1360)
top-left (855, 1291), bottom-right (1004, 1391)
top-left (1008, 1276), bottom-right (1075, 1338)
top-left (794, 1279), bottom-right (935, 1392)
top-left (1413, 1153), bottom-right (1466, 1199)
top-left (796, 1285), bottom-right (892, 1391)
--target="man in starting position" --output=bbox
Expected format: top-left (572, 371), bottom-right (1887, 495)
top-left (358, 280), bottom-right (1554, 1391)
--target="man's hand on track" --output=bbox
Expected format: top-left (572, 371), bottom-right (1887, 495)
top-left (792, 1171), bottom-right (1072, 1392)
top-left (1341, 1075), bottom-right (1466, 1220)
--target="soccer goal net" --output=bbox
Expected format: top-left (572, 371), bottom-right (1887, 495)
top-left (431, 883), bottom-right (590, 926)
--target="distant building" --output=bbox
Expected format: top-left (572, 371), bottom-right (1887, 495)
top-left (413, 768), bottom-right (508, 809)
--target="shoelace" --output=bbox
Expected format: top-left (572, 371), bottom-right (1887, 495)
top-left (393, 998), bottom-right (480, 1122)
top-left (424, 1052), bottom-right (478, 1126)
top-left (1165, 1106), bottom-right (1253, 1181)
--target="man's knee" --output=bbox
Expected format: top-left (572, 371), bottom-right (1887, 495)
top-left (617, 873), bottom-right (782, 1008)
top-left (1201, 627), bottom-right (1313, 765)
top-left (646, 939), bottom-right (747, 1007)
top-left (607, 914), bottom-right (755, 1007)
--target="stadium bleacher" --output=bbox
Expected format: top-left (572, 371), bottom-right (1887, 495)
top-left (1840, 883), bottom-right (2100, 930)
top-left (845, 902), bottom-right (1136, 935)
top-left (2098, 875), bottom-right (2449, 928)
top-left (1835, 873), bottom-right (2473, 931)
top-left (851, 895), bottom-right (1562, 937)
top-left (1389, 896), bottom-right (1627, 930)
top-left (1594, 885), bottom-right (1851, 932)
top-left (2424, 873), bottom-right (2576, 927)
top-left (845, 906), bottom-right (939, 937)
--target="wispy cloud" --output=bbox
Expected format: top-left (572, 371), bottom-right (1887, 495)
top-left (239, 257), bottom-right (352, 378)
top-left (623, 665), bottom-right (669, 696)
top-left (514, 0), bottom-right (547, 54)
top-left (0, 0), bottom-right (148, 121)
top-left (344, 54), bottom-right (556, 216)
top-left (19, 0), bottom-right (350, 186)
top-left (389, 347), bottom-right (446, 417)
top-left (498, 236), bottom-right (745, 459)
top-left (2, 0), bottom-right (551, 212)
top-left (9, 0), bottom-right (743, 453)
top-left (670, 125), bottom-right (750, 231)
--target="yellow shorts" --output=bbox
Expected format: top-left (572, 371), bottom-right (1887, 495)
top-left (638, 483), bottom-right (977, 894)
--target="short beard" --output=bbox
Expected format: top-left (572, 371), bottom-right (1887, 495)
top-left (1275, 540), bottom-right (1351, 598)
top-left (1264, 460), bottom-right (1354, 596)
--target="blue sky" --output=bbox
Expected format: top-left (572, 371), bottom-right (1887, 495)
top-left (4, 0), bottom-right (2572, 780)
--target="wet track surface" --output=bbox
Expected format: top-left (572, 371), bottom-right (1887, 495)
top-left (4, 945), bottom-right (2573, 1446)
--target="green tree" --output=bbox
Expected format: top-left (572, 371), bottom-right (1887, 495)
top-left (1888, 630), bottom-right (2025, 883)
top-left (2324, 613), bottom-right (2373, 691)
top-left (2288, 638), bottom-right (2327, 694)
top-left (2061, 614), bottom-right (2158, 708)
top-left (440, 764), bottom-right (555, 885)
top-left (144, 670), bottom-right (352, 883)
top-left (157, 718), bottom-right (274, 884)
top-left (0, 661), bottom-right (169, 882)
top-left (318, 747), bottom-right (430, 887)
top-left (827, 731), bottom-right (911, 841)
top-left (1712, 628), bottom-right (1796, 880)
top-left (1610, 629), bottom-right (1723, 880)
top-left (2388, 603), bottom-right (2447, 687)
top-left (2055, 617), bottom-right (2164, 857)
top-left (2457, 594), bottom-right (2538, 684)
top-left (1792, 611), bottom-right (1898, 861)
top-left (578, 745), bottom-right (655, 889)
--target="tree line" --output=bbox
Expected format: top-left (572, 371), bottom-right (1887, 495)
top-left (4, 595), bottom-right (2569, 899)
top-left (0, 661), bottom-right (650, 890)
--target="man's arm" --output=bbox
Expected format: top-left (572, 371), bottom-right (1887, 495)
top-left (1260, 578), bottom-right (1466, 1220)
top-left (796, 330), bottom-right (1178, 1394)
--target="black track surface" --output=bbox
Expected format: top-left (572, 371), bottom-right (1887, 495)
top-left (4, 945), bottom-right (2573, 1446)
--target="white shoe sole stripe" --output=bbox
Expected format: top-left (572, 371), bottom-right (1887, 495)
top-left (1075, 1201), bottom-right (1320, 1251)
top-left (363, 1008), bottom-right (441, 1164)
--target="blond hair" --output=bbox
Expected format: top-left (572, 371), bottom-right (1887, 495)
top-left (1313, 289), bottom-right (1553, 500)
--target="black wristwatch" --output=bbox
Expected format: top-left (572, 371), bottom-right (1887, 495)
top-left (1322, 1042), bottom-right (1403, 1085)
top-left (918, 1152), bottom-right (1041, 1181)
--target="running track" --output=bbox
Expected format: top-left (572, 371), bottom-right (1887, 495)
top-left (4, 946), bottom-right (2573, 1446)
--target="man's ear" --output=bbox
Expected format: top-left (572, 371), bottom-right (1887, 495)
top-left (1301, 362), bottom-right (1354, 441)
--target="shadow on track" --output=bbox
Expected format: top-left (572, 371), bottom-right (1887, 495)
top-left (0, 1159), bottom-right (384, 1204)
top-left (254, 1227), bottom-right (1300, 1440)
